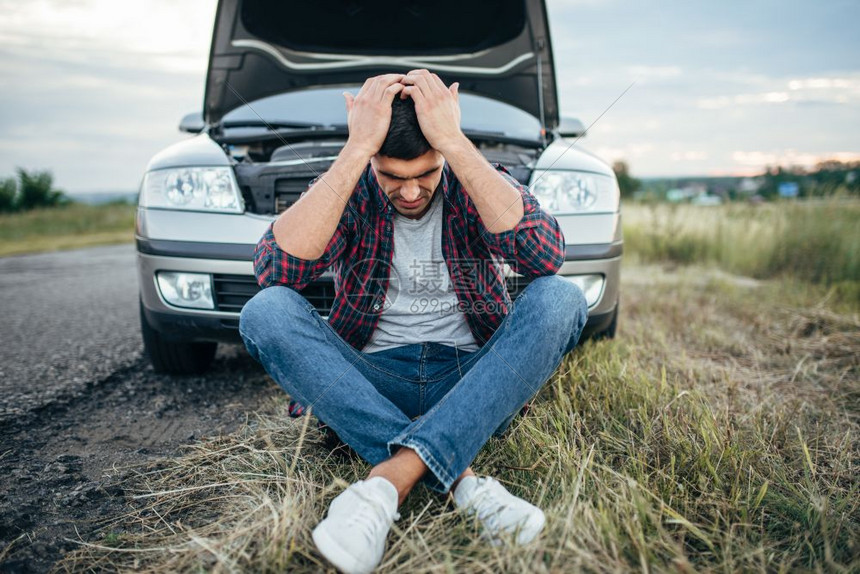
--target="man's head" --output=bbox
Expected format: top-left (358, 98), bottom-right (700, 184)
top-left (372, 96), bottom-right (444, 220)
top-left (379, 97), bottom-right (431, 160)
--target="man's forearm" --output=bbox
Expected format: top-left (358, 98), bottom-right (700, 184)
top-left (273, 142), bottom-right (371, 260)
top-left (439, 134), bottom-right (524, 234)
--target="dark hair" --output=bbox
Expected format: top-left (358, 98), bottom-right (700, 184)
top-left (377, 96), bottom-right (432, 159)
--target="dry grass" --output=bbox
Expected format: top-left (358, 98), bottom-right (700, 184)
top-left (623, 199), bottom-right (860, 291)
top-left (58, 265), bottom-right (860, 573)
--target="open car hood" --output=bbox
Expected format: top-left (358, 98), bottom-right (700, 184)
top-left (205, 0), bottom-right (558, 129)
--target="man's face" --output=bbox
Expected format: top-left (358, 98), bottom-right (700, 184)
top-left (371, 150), bottom-right (445, 220)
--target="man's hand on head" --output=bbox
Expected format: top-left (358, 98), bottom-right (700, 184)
top-left (400, 69), bottom-right (466, 155)
top-left (343, 74), bottom-right (406, 159)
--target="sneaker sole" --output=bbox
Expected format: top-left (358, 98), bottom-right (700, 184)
top-left (312, 522), bottom-right (376, 574)
top-left (514, 508), bottom-right (546, 545)
top-left (484, 508), bottom-right (546, 547)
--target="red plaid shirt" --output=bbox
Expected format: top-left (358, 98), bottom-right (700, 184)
top-left (254, 162), bottom-right (565, 351)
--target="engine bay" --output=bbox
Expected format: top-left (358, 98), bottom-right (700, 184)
top-left (232, 139), bottom-right (540, 215)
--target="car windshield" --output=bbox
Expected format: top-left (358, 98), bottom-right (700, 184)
top-left (220, 87), bottom-right (542, 142)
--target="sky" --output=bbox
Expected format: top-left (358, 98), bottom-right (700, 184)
top-left (0, 0), bottom-right (858, 193)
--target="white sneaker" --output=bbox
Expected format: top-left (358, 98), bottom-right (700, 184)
top-left (312, 477), bottom-right (400, 574)
top-left (453, 476), bottom-right (546, 546)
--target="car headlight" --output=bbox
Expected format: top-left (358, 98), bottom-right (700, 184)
top-left (560, 274), bottom-right (604, 308)
top-left (140, 167), bottom-right (244, 213)
top-left (156, 272), bottom-right (214, 310)
top-left (529, 171), bottom-right (619, 214)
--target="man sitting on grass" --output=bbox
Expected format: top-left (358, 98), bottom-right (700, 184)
top-left (239, 70), bottom-right (587, 574)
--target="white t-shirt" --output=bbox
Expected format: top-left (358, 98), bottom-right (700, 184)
top-left (363, 191), bottom-right (480, 353)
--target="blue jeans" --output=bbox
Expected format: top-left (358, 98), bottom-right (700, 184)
top-left (239, 275), bottom-right (588, 493)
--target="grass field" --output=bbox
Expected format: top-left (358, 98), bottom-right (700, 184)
top-left (0, 202), bottom-right (135, 257)
top-left (623, 200), bottom-right (860, 307)
top-left (58, 259), bottom-right (859, 572)
top-left (6, 199), bottom-right (855, 571)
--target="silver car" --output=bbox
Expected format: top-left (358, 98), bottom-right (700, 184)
top-left (136, 0), bottom-right (622, 374)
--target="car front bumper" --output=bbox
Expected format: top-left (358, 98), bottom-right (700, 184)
top-left (137, 206), bottom-right (621, 345)
top-left (137, 241), bottom-right (620, 345)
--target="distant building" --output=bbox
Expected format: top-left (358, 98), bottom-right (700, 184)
top-left (666, 183), bottom-right (707, 203)
top-left (778, 182), bottom-right (800, 198)
top-left (710, 183), bottom-right (731, 198)
top-left (738, 177), bottom-right (763, 195)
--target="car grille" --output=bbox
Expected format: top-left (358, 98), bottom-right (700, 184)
top-left (212, 274), bottom-right (337, 316)
top-left (212, 274), bottom-right (533, 323)
top-left (212, 274), bottom-right (260, 313)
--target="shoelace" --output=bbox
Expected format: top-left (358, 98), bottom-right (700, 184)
top-left (466, 479), bottom-right (511, 532)
top-left (345, 487), bottom-right (400, 546)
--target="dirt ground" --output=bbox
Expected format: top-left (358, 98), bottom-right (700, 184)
top-left (0, 344), bottom-right (280, 573)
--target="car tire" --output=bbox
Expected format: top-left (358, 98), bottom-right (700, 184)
top-left (594, 299), bottom-right (618, 340)
top-left (139, 299), bottom-right (217, 374)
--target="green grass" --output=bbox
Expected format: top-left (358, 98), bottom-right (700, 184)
top-left (623, 199), bottom-right (860, 286)
top-left (58, 266), bottom-right (860, 573)
top-left (0, 202), bottom-right (136, 257)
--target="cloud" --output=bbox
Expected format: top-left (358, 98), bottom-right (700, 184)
top-left (590, 143), bottom-right (654, 163)
top-left (788, 77), bottom-right (857, 90)
top-left (732, 150), bottom-right (860, 169)
top-left (698, 92), bottom-right (789, 109)
top-left (697, 74), bottom-right (860, 109)
top-left (626, 65), bottom-right (683, 80)
top-left (0, 0), bottom-right (214, 50)
top-left (670, 151), bottom-right (708, 162)
top-left (0, 0), bottom-right (214, 74)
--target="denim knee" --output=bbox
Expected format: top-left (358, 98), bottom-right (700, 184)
top-left (526, 275), bottom-right (587, 320)
top-left (239, 285), bottom-right (311, 344)
top-left (522, 275), bottom-right (588, 348)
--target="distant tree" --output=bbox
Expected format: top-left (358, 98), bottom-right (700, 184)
top-left (15, 168), bottom-right (69, 210)
top-left (808, 160), bottom-right (860, 196)
top-left (0, 177), bottom-right (16, 213)
top-left (756, 161), bottom-right (860, 199)
top-left (612, 160), bottom-right (641, 198)
top-left (758, 165), bottom-right (795, 199)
